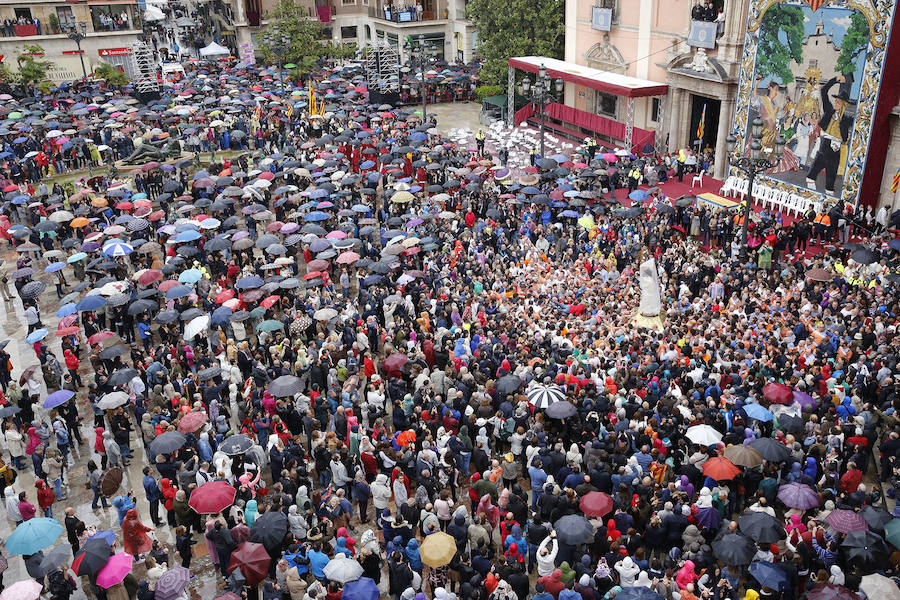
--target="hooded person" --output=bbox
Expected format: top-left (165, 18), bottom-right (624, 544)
top-left (25, 425), bottom-right (40, 455)
top-left (676, 560), bottom-right (697, 590)
top-left (245, 498), bottom-right (258, 526)
top-left (559, 561), bottom-right (576, 585)
top-left (289, 505), bottom-right (308, 540)
top-left (829, 565), bottom-right (845, 586)
top-left (537, 568), bottom-right (565, 599)
top-left (335, 536), bottom-right (353, 557)
top-left (635, 572), bottom-right (653, 588)
top-left (198, 432), bottom-right (214, 462)
top-left (785, 514), bottom-right (807, 537)
top-left (122, 508), bottom-right (153, 557)
top-left (406, 538), bottom-right (423, 571)
top-left (372, 473), bottom-right (392, 511)
top-left (336, 527), bottom-right (356, 555)
top-left (615, 557), bottom-right (639, 587)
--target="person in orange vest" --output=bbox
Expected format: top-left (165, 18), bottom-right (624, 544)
top-left (813, 210), bottom-right (831, 245)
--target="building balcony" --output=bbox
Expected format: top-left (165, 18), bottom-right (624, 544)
top-left (0, 26), bottom-right (140, 39)
top-left (371, 7), bottom-right (448, 25)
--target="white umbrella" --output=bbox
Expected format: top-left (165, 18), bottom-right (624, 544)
top-left (313, 308), bottom-right (338, 321)
top-left (323, 554), bottom-right (363, 583)
top-left (861, 574), bottom-right (900, 600)
top-left (527, 385), bottom-right (564, 409)
top-left (685, 424), bottom-right (722, 446)
top-left (185, 315), bottom-right (210, 340)
top-left (98, 391), bottom-right (129, 409)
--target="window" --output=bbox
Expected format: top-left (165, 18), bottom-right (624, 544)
top-left (90, 5), bottom-right (137, 31)
top-left (342, 0), bottom-right (356, 5)
top-left (14, 8), bottom-right (32, 22)
top-left (597, 0), bottom-right (617, 24)
top-left (341, 25), bottom-right (357, 38)
top-left (56, 6), bottom-right (75, 29)
top-left (596, 91), bottom-right (617, 118)
top-left (651, 98), bottom-right (661, 123)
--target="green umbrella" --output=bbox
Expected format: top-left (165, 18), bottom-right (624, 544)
top-left (7, 112), bottom-right (23, 120)
top-left (284, 63), bottom-right (297, 69)
top-left (256, 319), bottom-right (284, 332)
top-left (884, 518), bottom-right (900, 548)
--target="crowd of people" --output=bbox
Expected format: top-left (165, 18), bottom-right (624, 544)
top-left (0, 56), bottom-right (898, 600)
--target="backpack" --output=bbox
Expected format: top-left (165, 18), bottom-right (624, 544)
top-left (48, 570), bottom-right (75, 598)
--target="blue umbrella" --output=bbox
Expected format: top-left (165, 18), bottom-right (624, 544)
top-left (67, 252), bottom-right (88, 263)
top-left (86, 529), bottom-right (117, 545)
top-left (304, 211), bottom-right (331, 222)
top-left (45, 262), bottom-right (67, 273)
top-left (56, 303), bottom-right (77, 318)
top-left (521, 186), bottom-right (540, 195)
top-left (178, 269), bottom-right (203, 284)
top-left (102, 241), bottom-right (134, 257)
top-left (749, 561), bottom-right (789, 591)
top-left (76, 295), bottom-right (107, 311)
top-left (235, 275), bottom-right (264, 289)
top-left (165, 284), bottom-right (193, 300)
top-left (309, 189), bottom-right (328, 199)
top-left (628, 190), bottom-right (650, 201)
top-left (559, 210), bottom-right (581, 218)
top-left (743, 402), bottom-right (774, 422)
top-left (342, 578), bottom-right (380, 600)
top-left (25, 329), bottom-right (48, 344)
top-left (44, 389), bottom-right (75, 409)
top-left (174, 230), bottom-right (202, 243)
top-left (211, 306), bottom-right (233, 327)
top-left (7, 517), bottom-right (64, 555)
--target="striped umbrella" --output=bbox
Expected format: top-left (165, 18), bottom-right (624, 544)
top-left (527, 385), bottom-right (564, 408)
top-left (102, 240), bottom-right (134, 257)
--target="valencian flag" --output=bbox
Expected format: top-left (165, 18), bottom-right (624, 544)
top-left (892, 166), bottom-right (900, 194)
top-left (696, 104), bottom-right (706, 142)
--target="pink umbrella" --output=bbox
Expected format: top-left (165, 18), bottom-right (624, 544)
top-left (336, 252), bottom-right (360, 264)
top-left (96, 552), bottom-right (133, 589)
top-left (0, 580), bottom-right (42, 600)
top-left (58, 315), bottom-right (78, 329)
top-left (602, 153), bottom-right (617, 162)
top-left (326, 230), bottom-right (347, 239)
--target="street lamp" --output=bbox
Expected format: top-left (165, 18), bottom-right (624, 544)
top-left (67, 21), bottom-right (88, 81)
top-left (264, 25), bottom-right (290, 98)
top-left (519, 63), bottom-right (563, 158)
top-left (725, 118), bottom-right (785, 261)
top-left (403, 34), bottom-right (437, 120)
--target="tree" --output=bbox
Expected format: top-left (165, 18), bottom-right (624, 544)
top-left (836, 11), bottom-right (869, 75)
top-left (16, 44), bottom-right (51, 85)
top-left (94, 63), bottom-right (130, 87)
top-left (756, 4), bottom-right (805, 84)
top-left (465, 0), bottom-right (564, 85)
top-left (258, 0), bottom-right (352, 74)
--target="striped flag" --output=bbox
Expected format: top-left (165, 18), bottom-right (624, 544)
top-left (892, 166), bottom-right (900, 193)
top-left (254, 98), bottom-right (261, 121)
top-left (696, 104), bottom-right (706, 142)
top-left (286, 102), bottom-right (293, 120)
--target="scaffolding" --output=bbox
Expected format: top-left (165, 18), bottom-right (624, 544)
top-left (363, 40), bottom-right (400, 91)
top-left (131, 40), bottom-right (159, 96)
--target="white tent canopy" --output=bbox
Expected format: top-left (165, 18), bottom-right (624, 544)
top-left (144, 5), bottom-right (165, 21)
top-left (199, 42), bottom-right (230, 57)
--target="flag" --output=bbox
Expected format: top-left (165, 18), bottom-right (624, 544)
top-left (308, 80), bottom-right (317, 115)
top-left (696, 104), bottom-right (706, 142)
top-left (254, 98), bottom-right (261, 121)
top-left (286, 102), bottom-right (293, 120)
top-left (892, 167), bottom-right (900, 194)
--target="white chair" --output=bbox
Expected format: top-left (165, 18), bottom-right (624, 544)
top-left (692, 169), bottom-right (705, 188)
top-left (720, 176), bottom-right (735, 198)
top-left (774, 190), bottom-right (790, 214)
top-left (736, 178), bottom-right (749, 202)
top-left (753, 185), bottom-right (770, 209)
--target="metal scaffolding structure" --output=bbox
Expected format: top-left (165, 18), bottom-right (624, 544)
top-left (363, 40), bottom-right (400, 91)
top-left (132, 40), bottom-right (159, 96)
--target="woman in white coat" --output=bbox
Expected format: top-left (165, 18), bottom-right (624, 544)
top-left (3, 423), bottom-right (24, 470)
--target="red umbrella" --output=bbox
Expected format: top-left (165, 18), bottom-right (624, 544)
top-left (702, 457), bottom-right (741, 481)
top-left (138, 269), bottom-right (162, 286)
top-left (762, 382), bottom-right (793, 405)
top-left (56, 326), bottom-right (80, 336)
top-left (382, 353), bottom-right (408, 374)
top-left (260, 295), bottom-right (280, 309)
top-left (824, 509), bottom-right (868, 534)
top-left (88, 331), bottom-right (116, 345)
top-left (177, 411), bottom-right (207, 433)
top-left (227, 542), bottom-right (270, 585)
top-left (158, 280), bottom-right (181, 293)
top-left (189, 480), bottom-right (237, 514)
top-left (579, 492), bottom-right (613, 517)
top-left (214, 289), bottom-right (235, 304)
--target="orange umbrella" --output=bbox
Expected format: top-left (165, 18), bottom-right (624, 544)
top-left (70, 217), bottom-right (90, 228)
top-left (91, 197), bottom-right (108, 208)
top-left (702, 457), bottom-right (741, 481)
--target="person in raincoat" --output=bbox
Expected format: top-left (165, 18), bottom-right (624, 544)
top-left (122, 508), bottom-right (153, 558)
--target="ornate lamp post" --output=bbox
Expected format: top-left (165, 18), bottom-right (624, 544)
top-left (67, 21), bottom-right (88, 80)
top-left (725, 119), bottom-right (785, 260)
top-left (403, 34), bottom-right (437, 118)
top-left (519, 63), bottom-right (563, 158)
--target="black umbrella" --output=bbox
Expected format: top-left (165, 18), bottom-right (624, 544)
top-left (748, 438), bottom-right (792, 462)
top-left (553, 515), bottom-right (594, 545)
top-left (149, 431), bottom-right (187, 455)
top-left (127, 299), bottom-right (157, 315)
top-left (20, 280), bottom-right (46, 299)
top-left (0, 405), bottom-right (20, 418)
top-left (268, 375), bottom-right (303, 397)
top-left (859, 506), bottom-right (894, 533)
top-left (546, 401), bottom-right (577, 419)
top-left (249, 511), bottom-right (289, 550)
top-left (851, 248), bottom-right (878, 265)
top-left (156, 309), bottom-right (180, 324)
top-left (738, 511), bottom-right (786, 544)
top-left (73, 538), bottom-right (112, 576)
top-left (98, 345), bottom-right (128, 360)
top-left (220, 434), bottom-right (253, 455)
top-left (495, 375), bottom-right (522, 395)
top-left (39, 545), bottom-right (71, 575)
top-left (841, 530), bottom-right (889, 570)
top-left (674, 196), bottom-right (695, 208)
top-left (197, 366), bottom-right (221, 382)
top-left (108, 368), bottom-right (138, 387)
top-left (777, 414), bottom-right (804, 433)
top-left (712, 532), bottom-right (756, 565)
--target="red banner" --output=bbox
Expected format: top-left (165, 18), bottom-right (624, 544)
top-left (98, 47), bottom-right (133, 57)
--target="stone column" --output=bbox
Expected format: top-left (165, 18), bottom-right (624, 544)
top-left (715, 98), bottom-right (733, 179)
top-left (668, 87), bottom-right (683, 153)
top-left (507, 65), bottom-right (515, 127)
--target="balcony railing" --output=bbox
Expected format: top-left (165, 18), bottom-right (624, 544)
top-left (374, 7), bottom-right (445, 22)
top-left (0, 25), bottom-right (140, 38)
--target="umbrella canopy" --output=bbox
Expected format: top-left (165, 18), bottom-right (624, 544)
top-left (189, 480), bottom-right (237, 514)
top-left (495, 375), bottom-right (523, 395)
top-left (777, 482), bottom-right (820, 510)
top-left (579, 491), bottom-right (613, 517)
top-left (177, 411), bottom-right (207, 433)
top-left (841, 530), bottom-right (889, 569)
top-left (739, 511), bottom-right (786, 543)
top-left (712, 532), bottom-right (756, 565)
top-left (0, 581), bottom-right (42, 600)
top-left (748, 561), bottom-right (790, 591)
top-left (382, 353), bottom-right (409, 373)
top-left (860, 574), bottom-right (900, 600)
top-left (323, 554), bottom-right (364, 583)
top-left (220, 434), bottom-right (254, 455)
top-left (527, 385), bottom-right (564, 408)
top-left (155, 565), bottom-right (191, 600)
top-left (887, 519), bottom-right (900, 548)
top-left (763, 382), bottom-right (794, 404)
top-left (268, 375), bottom-right (303, 397)
top-left (859, 506), bottom-right (894, 533)
top-left (749, 438), bottom-right (792, 462)
top-left (685, 424), bottom-right (722, 446)
top-left (341, 578), bottom-right (380, 600)
top-left (826, 509), bottom-right (869, 534)
top-left (149, 431), bottom-right (187, 455)
top-left (807, 584), bottom-right (859, 600)
top-left (96, 552), bottom-right (133, 589)
top-left (228, 542), bottom-right (270, 586)
top-left (100, 466), bottom-right (124, 497)
top-left (249, 511), bottom-right (289, 550)
top-left (7, 517), bottom-right (63, 555)
top-left (72, 538), bottom-right (112, 576)
top-left (553, 514), bottom-right (594, 545)
top-left (615, 588), bottom-right (664, 600)
top-left (39, 545), bottom-right (72, 574)
top-left (702, 457), bottom-right (741, 480)
top-left (545, 401), bottom-right (577, 419)
top-left (419, 531), bottom-right (457, 567)
top-left (723, 445), bottom-right (764, 468)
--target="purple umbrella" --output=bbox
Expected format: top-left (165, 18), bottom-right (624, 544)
top-left (825, 509), bottom-right (868, 534)
top-left (695, 507), bottom-right (722, 530)
top-left (777, 482), bottom-right (820, 510)
top-left (793, 390), bottom-right (818, 411)
top-left (154, 565), bottom-right (190, 600)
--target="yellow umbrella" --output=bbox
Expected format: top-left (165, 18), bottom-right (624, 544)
top-left (577, 216), bottom-right (595, 230)
top-left (390, 191), bottom-right (414, 204)
top-left (419, 532), bottom-right (456, 568)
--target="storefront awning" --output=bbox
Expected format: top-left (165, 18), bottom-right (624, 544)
top-left (509, 56), bottom-right (668, 98)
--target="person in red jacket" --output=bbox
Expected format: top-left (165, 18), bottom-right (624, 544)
top-left (18, 490), bottom-right (36, 521)
top-left (840, 462), bottom-right (863, 493)
top-left (63, 348), bottom-right (82, 388)
top-left (36, 479), bottom-right (55, 517)
top-left (160, 477), bottom-right (177, 527)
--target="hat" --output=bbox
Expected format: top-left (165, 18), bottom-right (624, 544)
top-left (505, 453), bottom-right (514, 463)
top-left (832, 89), bottom-right (857, 104)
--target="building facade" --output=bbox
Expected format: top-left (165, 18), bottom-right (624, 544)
top-left (0, 0), bottom-right (141, 81)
